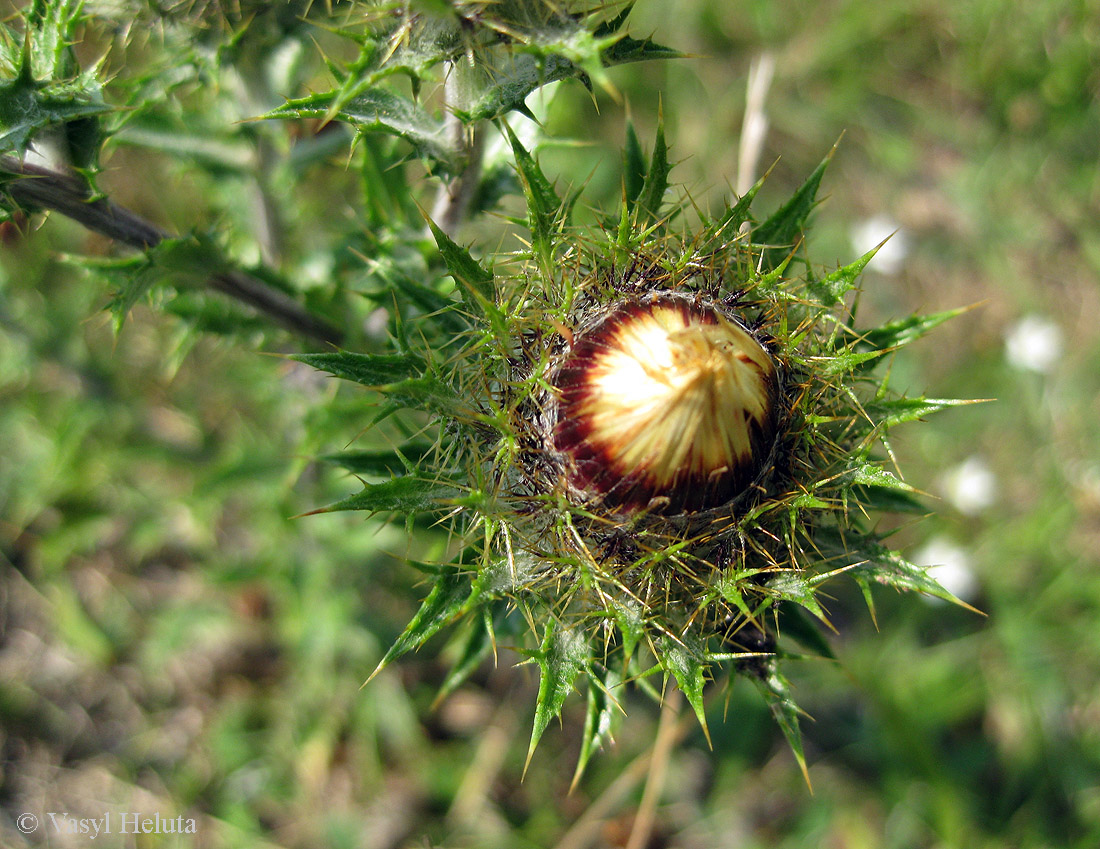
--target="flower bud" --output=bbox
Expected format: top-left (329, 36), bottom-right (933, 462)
top-left (552, 295), bottom-right (778, 514)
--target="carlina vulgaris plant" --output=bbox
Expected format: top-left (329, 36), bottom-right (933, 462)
top-left (296, 120), bottom-right (979, 783)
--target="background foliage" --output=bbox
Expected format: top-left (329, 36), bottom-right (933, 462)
top-left (3, 1), bottom-right (1100, 847)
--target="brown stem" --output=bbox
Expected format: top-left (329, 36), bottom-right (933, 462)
top-left (1, 155), bottom-right (344, 347)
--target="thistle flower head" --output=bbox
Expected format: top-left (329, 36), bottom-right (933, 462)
top-left (551, 294), bottom-right (778, 515)
top-left (297, 123), bottom-right (976, 779)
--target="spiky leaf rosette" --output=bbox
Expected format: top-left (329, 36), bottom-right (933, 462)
top-left (262, 0), bottom-right (679, 175)
top-left (298, 127), bottom-right (974, 778)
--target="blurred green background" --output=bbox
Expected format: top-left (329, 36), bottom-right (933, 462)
top-left (3, 1), bottom-right (1100, 847)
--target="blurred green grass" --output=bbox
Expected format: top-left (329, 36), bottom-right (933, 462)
top-left (3, 1), bottom-right (1100, 847)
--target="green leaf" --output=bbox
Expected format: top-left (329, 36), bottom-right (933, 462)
top-left (455, 52), bottom-right (577, 122)
top-left (266, 88), bottom-right (453, 168)
top-left (765, 572), bottom-right (829, 625)
top-left (293, 351), bottom-right (466, 415)
top-left (367, 564), bottom-right (476, 682)
top-left (445, 3), bottom-right (679, 123)
top-left (813, 348), bottom-right (889, 376)
top-left (860, 306), bottom-right (971, 353)
top-left (844, 463), bottom-right (917, 494)
top-left (841, 463), bottom-right (927, 514)
top-left (104, 234), bottom-right (228, 331)
top-left (383, 376), bottom-right (469, 416)
top-left (754, 143), bottom-right (836, 272)
top-left (571, 668), bottom-right (622, 791)
top-left (632, 113), bottom-right (670, 225)
top-left (715, 573), bottom-right (753, 619)
top-left (693, 168), bottom-right (769, 272)
top-left (657, 636), bottom-right (710, 745)
top-left (525, 622), bottom-right (589, 772)
top-left (501, 120), bottom-right (562, 265)
top-left (622, 119), bottom-right (646, 207)
top-left (752, 662), bottom-right (811, 788)
top-left (611, 599), bottom-right (645, 665)
top-left (0, 74), bottom-right (111, 158)
top-left (868, 396), bottom-right (979, 429)
top-left (0, 2), bottom-right (110, 161)
top-left (315, 476), bottom-right (460, 515)
top-left (808, 242), bottom-right (881, 306)
top-left (425, 217), bottom-right (502, 330)
top-left (24, 0), bottom-right (83, 76)
top-left (105, 256), bottom-right (159, 328)
top-left (318, 445), bottom-right (434, 476)
top-left (293, 351), bottom-right (425, 386)
top-left (855, 541), bottom-right (979, 610)
top-left (600, 33), bottom-right (683, 66)
top-left (850, 485), bottom-right (928, 514)
top-left (386, 270), bottom-right (470, 336)
top-left (812, 527), bottom-right (979, 611)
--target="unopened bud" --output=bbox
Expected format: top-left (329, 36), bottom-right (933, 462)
top-left (552, 296), bottom-right (777, 513)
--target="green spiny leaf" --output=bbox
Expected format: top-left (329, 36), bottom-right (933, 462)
top-left (632, 112), bottom-right (670, 225)
top-left (856, 541), bottom-right (979, 610)
top-left (293, 352), bottom-right (466, 415)
top-left (715, 573), bottom-right (753, 619)
top-left (657, 636), bottom-right (710, 745)
top-left (367, 564), bottom-right (476, 682)
top-left (840, 463), bottom-right (927, 514)
top-left (318, 445), bottom-right (434, 476)
top-left (600, 32), bottom-right (682, 66)
top-left (611, 599), bottom-right (644, 666)
top-left (525, 621), bottom-right (589, 772)
top-left (293, 351), bottom-right (426, 386)
top-left (425, 217), bottom-right (504, 332)
top-left (622, 119), bottom-right (646, 207)
top-left (382, 376), bottom-right (468, 416)
top-left (850, 485), bottom-right (929, 514)
top-left (693, 167), bottom-right (770, 270)
top-left (455, 52), bottom-right (577, 122)
top-left (25, 0), bottom-right (83, 76)
top-left (813, 527), bottom-right (978, 611)
top-left (0, 3), bottom-right (110, 161)
top-left (766, 572), bottom-right (830, 625)
top-left (315, 476), bottom-right (460, 515)
top-left (106, 256), bottom-right (159, 330)
top-left (813, 348), bottom-right (889, 376)
top-left (386, 270), bottom-right (470, 336)
top-left (0, 75), bottom-right (112, 158)
top-left (571, 668), bottom-right (622, 791)
top-left (868, 396), bottom-right (980, 429)
top-left (808, 242), bottom-right (882, 306)
top-left (752, 662), bottom-right (811, 788)
top-left (427, 217), bottom-right (493, 297)
top-left (103, 234), bottom-right (227, 331)
top-left (861, 306), bottom-right (971, 353)
top-left (266, 88), bottom-right (453, 169)
top-left (844, 463), bottom-right (917, 494)
top-left (754, 143), bottom-right (836, 272)
top-left (501, 120), bottom-right (562, 266)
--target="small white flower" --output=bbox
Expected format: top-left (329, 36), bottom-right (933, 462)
top-left (912, 536), bottom-right (980, 604)
top-left (941, 455), bottom-right (997, 515)
top-left (850, 214), bottom-right (909, 275)
top-left (1004, 315), bottom-right (1064, 374)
